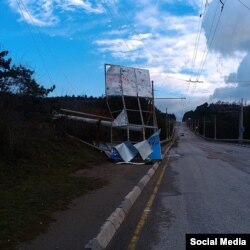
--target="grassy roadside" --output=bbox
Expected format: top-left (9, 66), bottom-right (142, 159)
top-left (0, 128), bottom-right (107, 249)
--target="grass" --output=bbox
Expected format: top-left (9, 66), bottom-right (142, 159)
top-left (0, 127), bottom-right (107, 249)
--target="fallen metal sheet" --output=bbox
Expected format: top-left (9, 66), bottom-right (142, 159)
top-left (134, 140), bottom-right (153, 160)
top-left (147, 131), bottom-right (162, 160)
top-left (104, 147), bottom-right (121, 160)
top-left (98, 142), bottom-right (113, 151)
top-left (116, 162), bottom-right (145, 165)
top-left (115, 141), bottom-right (138, 162)
top-left (112, 109), bottom-right (127, 127)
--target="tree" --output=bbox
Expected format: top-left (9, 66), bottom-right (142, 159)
top-left (0, 50), bottom-right (55, 97)
top-left (0, 50), bottom-right (12, 92)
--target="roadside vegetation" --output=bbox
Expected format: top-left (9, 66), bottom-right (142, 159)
top-left (0, 128), bottom-right (106, 249)
top-left (0, 49), bottom-right (175, 249)
top-left (0, 50), bottom-right (107, 249)
top-left (183, 102), bottom-right (250, 139)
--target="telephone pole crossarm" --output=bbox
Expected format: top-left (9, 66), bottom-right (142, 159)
top-left (154, 97), bottom-right (186, 100)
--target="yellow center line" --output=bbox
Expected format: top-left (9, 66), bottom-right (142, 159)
top-left (128, 155), bottom-right (170, 250)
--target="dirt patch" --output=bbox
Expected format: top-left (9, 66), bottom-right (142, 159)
top-left (72, 161), bottom-right (150, 180)
top-left (19, 160), bottom-right (154, 250)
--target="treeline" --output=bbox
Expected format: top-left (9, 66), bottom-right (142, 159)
top-left (0, 50), bottom-right (56, 164)
top-left (183, 102), bottom-right (250, 139)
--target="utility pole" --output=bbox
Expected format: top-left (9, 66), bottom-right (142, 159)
top-left (166, 108), bottom-right (168, 140)
top-left (214, 115), bottom-right (217, 140)
top-left (154, 97), bottom-right (186, 138)
top-left (152, 81), bottom-right (158, 132)
top-left (186, 80), bottom-right (204, 83)
top-left (239, 98), bottom-right (244, 142)
top-left (203, 115), bottom-right (206, 137)
top-left (169, 118), bottom-right (171, 139)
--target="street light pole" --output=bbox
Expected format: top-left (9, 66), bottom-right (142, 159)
top-left (166, 108), bottom-right (168, 140)
top-left (214, 115), bottom-right (217, 140)
top-left (238, 98), bottom-right (244, 142)
top-left (203, 115), bottom-right (206, 137)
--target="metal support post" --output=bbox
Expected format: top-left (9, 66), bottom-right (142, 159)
top-left (214, 115), bottom-right (217, 140)
top-left (166, 108), bottom-right (168, 140)
top-left (239, 98), bottom-right (244, 142)
top-left (203, 115), bottom-right (205, 137)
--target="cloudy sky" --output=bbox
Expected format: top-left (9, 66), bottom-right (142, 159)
top-left (1, 0), bottom-right (250, 119)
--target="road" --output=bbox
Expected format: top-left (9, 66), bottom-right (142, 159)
top-left (108, 123), bottom-right (250, 250)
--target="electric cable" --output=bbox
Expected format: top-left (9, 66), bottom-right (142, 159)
top-left (105, 0), bottom-right (192, 86)
top-left (15, 0), bottom-right (55, 90)
top-left (101, 1), bottom-right (138, 62)
top-left (196, 0), bottom-right (227, 82)
top-left (185, 0), bottom-right (227, 113)
top-left (184, 0), bottom-right (209, 113)
top-left (16, 0), bottom-right (76, 94)
top-left (238, 0), bottom-right (250, 10)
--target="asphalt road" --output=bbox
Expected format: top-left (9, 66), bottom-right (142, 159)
top-left (108, 123), bottom-right (250, 250)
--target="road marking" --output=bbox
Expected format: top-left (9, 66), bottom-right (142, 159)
top-left (127, 156), bottom-right (170, 250)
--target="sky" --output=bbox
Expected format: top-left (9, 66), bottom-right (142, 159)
top-left (1, 0), bottom-right (250, 119)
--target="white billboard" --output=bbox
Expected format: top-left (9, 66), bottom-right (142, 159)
top-left (105, 64), bottom-right (152, 98)
top-left (105, 65), bottom-right (122, 96)
top-left (135, 68), bottom-right (152, 97)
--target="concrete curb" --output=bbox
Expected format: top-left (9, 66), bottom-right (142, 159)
top-left (85, 146), bottom-right (172, 250)
top-left (137, 175), bottom-right (150, 190)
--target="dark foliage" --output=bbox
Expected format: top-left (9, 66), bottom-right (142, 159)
top-left (0, 50), bottom-right (55, 97)
top-left (0, 50), bottom-right (56, 164)
top-left (51, 95), bottom-right (176, 142)
top-left (183, 102), bottom-right (249, 139)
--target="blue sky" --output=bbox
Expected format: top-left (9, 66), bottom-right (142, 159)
top-left (1, 0), bottom-right (250, 118)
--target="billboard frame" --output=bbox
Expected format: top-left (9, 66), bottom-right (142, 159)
top-left (105, 64), bottom-right (158, 143)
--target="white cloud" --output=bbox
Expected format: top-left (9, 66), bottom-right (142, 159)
top-left (95, 36), bottom-right (145, 61)
top-left (211, 53), bottom-right (250, 100)
top-left (203, 0), bottom-right (250, 54)
top-left (58, 0), bottom-right (104, 14)
top-left (8, 0), bottom-right (58, 26)
top-left (7, 0), bottom-right (106, 27)
top-left (96, 11), bottom-right (210, 95)
top-left (203, 0), bottom-right (250, 101)
top-left (130, 33), bottom-right (152, 40)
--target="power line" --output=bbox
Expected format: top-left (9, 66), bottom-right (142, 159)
top-left (196, 0), bottom-right (227, 81)
top-left (190, 0), bottom-right (208, 77)
top-left (103, 0), bottom-right (193, 90)
top-left (186, 0), bottom-right (226, 110)
top-left (238, 0), bottom-right (250, 10)
top-left (16, 0), bottom-right (76, 94)
top-left (101, 2), bottom-right (138, 61)
top-left (184, 0), bottom-right (209, 113)
top-left (105, 0), bottom-right (164, 67)
top-left (15, 0), bottom-right (55, 89)
top-left (209, 80), bottom-right (250, 83)
top-left (104, 0), bottom-right (209, 110)
top-left (165, 75), bottom-right (190, 82)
